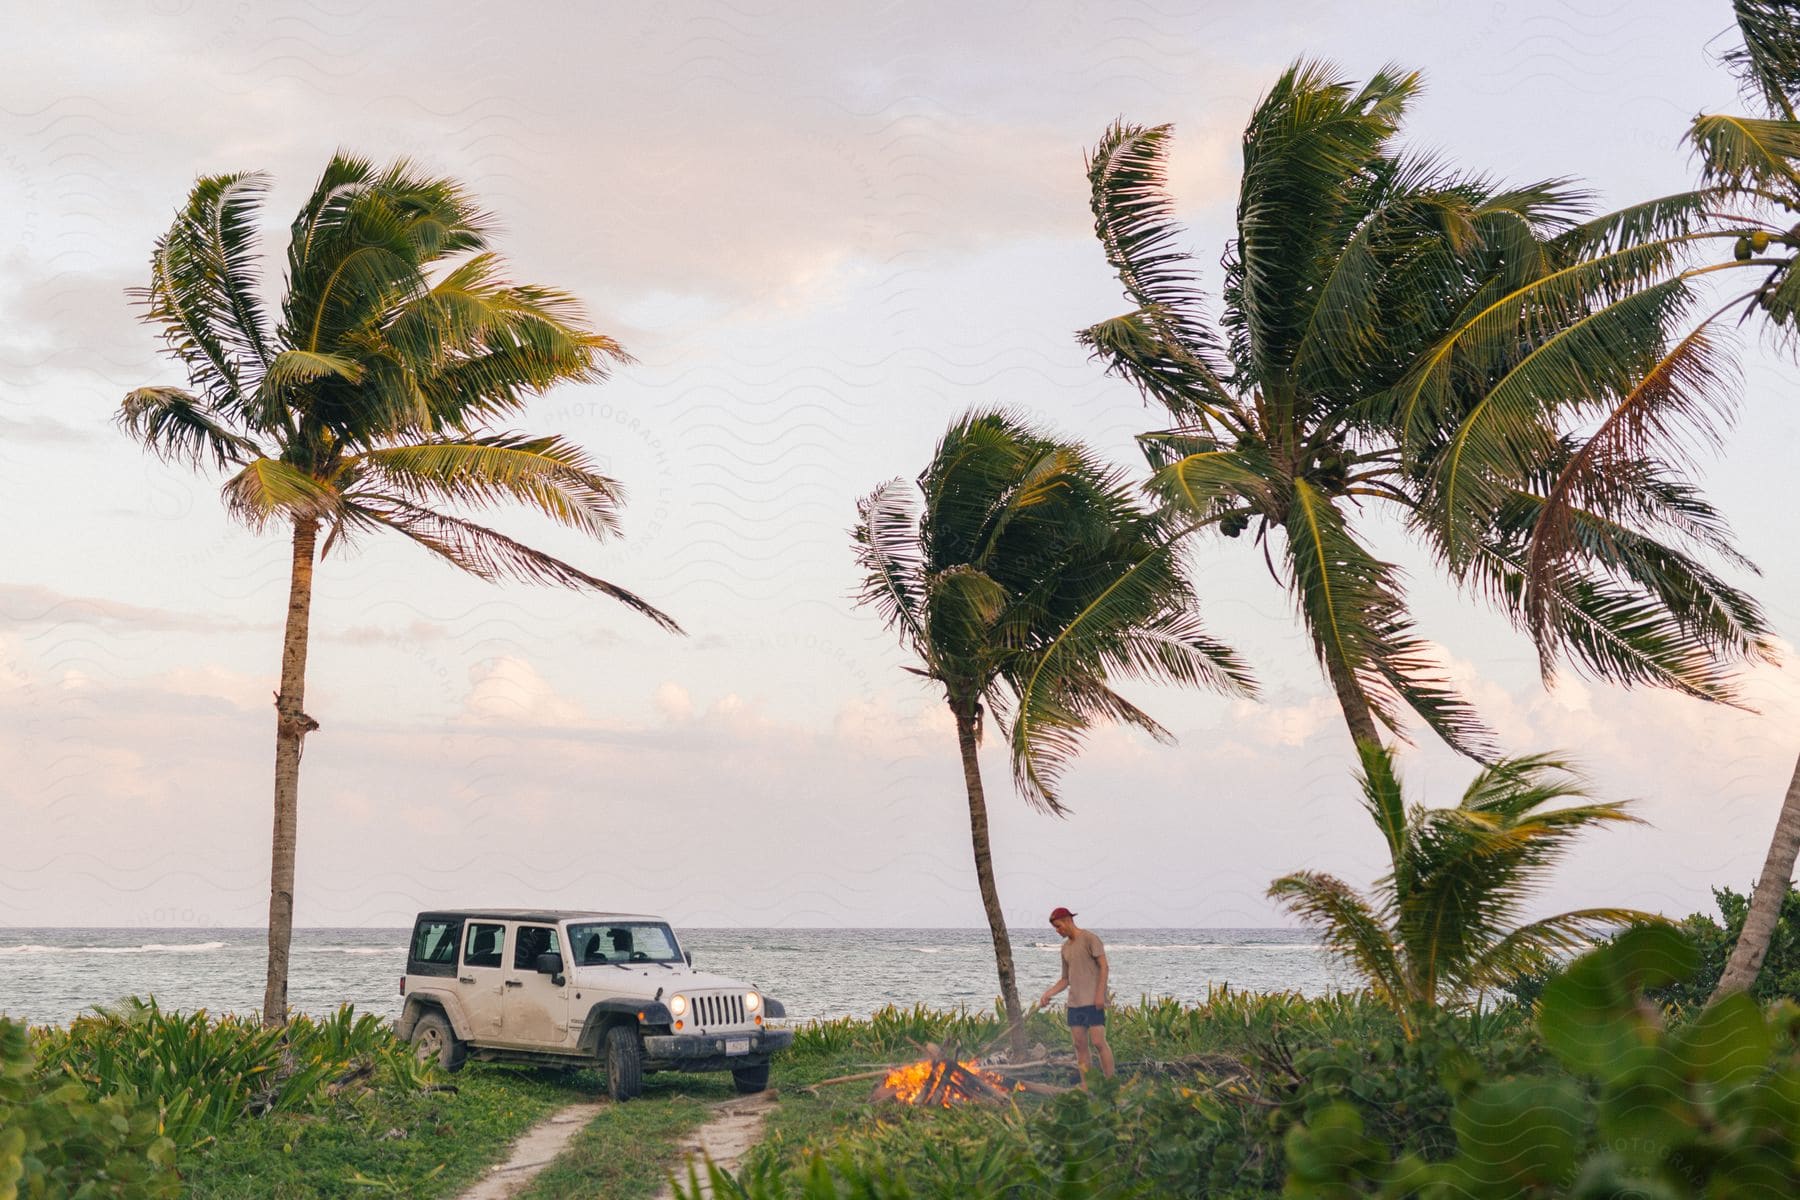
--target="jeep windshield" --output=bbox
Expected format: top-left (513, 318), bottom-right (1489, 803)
top-left (568, 921), bottom-right (683, 965)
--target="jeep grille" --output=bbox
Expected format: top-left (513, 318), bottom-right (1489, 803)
top-left (691, 991), bottom-right (747, 1028)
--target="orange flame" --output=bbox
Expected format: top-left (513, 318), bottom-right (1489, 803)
top-left (881, 1059), bottom-right (1017, 1106)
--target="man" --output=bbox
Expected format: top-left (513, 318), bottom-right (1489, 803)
top-left (1033, 906), bottom-right (1114, 1080)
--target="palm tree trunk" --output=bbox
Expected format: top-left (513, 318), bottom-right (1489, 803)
top-left (953, 702), bottom-right (1028, 1058)
top-left (1711, 749), bottom-right (1800, 1002)
top-left (1321, 644), bottom-right (1383, 749)
top-left (262, 518), bottom-right (321, 1026)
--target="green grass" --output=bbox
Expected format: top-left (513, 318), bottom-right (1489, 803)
top-left (517, 1074), bottom-right (731, 1200)
top-left (181, 1064), bottom-right (593, 1199)
top-left (30, 993), bottom-right (1405, 1199)
top-left (749, 989), bottom-right (1400, 1189)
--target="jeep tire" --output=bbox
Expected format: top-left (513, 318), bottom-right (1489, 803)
top-left (410, 1011), bottom-right (465, 1072)
top-left (604, 1025), bottom-right (643, 1101)
top-left (731, 1063), bottom-right (770, 1094)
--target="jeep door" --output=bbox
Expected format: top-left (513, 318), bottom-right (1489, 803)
top-left (456, 920), bottom-right (508, 1038)
top-left (499, 922), bottom-right (572, 1048)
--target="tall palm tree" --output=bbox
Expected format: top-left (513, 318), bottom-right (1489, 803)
top-left (1668, 0), bottom-right (1800, 1000)
top-left (121, 157), bottom-right (681, 1024)
top-left (853, 409), bottom-right (1253, 1054)
top-left (1271, 742), bottom-right (1654, 1035)
top-left (1078, 62), bottom-right (1771, 763)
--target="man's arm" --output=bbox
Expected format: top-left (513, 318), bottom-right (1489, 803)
top-left (1093, 940), bottom-right (1109, 1008)
top-left (1036, 969), bottom-right (1068, 1009)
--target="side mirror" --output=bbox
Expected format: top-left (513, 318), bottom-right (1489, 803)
top-left (685, 950), bottom-right (693, 967)
top-left (536, 951), bottom-right (565, 984)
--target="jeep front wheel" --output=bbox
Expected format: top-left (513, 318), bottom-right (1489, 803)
top-left (731, 1063), bottom-right (769, 1094)
top-left (604, 1025), bottom-right (643, 1101)
top-left (410, 1011), bottom-right (465, 1072)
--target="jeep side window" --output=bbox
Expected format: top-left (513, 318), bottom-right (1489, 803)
top-left (411, 919), bottom-right (459, 965)
top-left (513, 925), bottom-right (560, 969)
top-left (463, 922), bottom-right (505, 969)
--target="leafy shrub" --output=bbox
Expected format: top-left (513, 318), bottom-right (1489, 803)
top-left (0, 1017), bottom-right (180, 1199)
top-left (32, 998), bottom-right (432, 1155)
top-left (1285, 926), bottom-right (1800, 1197)
top-left (1505, 884), bottom-right (1800, 1009)
top-left (680, 1079), bottom-right (1277, 1200)
top-left (1261, 1004), bottom-right (1544, 1167)
top-left (699, 995), bottom-right (1529, 1200)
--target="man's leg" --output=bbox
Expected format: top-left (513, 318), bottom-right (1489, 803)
top-left (1070, 1024), bottom-right (1092, 1073)
top-left (1088, 1025), bottom-right (1115, 1078)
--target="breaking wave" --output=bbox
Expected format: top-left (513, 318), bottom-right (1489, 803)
top-left (0, 941), bottom-right (226, 956)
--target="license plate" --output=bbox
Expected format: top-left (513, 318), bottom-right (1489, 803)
top-left (725, 1038), bottom-right (750, 1055)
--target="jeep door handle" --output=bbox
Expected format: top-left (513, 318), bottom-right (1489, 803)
top-left (504, 979), bottom-right (523, 988)
top-left (459, 976), bottom-right (475, 984)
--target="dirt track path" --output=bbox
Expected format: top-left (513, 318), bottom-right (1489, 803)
top-left (455, 1100), bottom-right (608, 1200)
top-left (452, 1091), bottom-right (777, 1200)
top-left (652, 1091), bottom-right (778, 1199)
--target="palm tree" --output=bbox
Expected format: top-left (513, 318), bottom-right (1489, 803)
top-left (1271, 742), bottom-right (1655, 1034)
top-left (1078, 62), bottom-right (1772, 763)
top-left (1669, 1), bottom-right (1800, 1000)
top-left (121, 157), bottom-right (681, 1024)
top-left (853, 409), bottom-right (1253, 1054)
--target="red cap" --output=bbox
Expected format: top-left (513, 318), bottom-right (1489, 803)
top-left (1048, 906), bottom-right (1076, 922)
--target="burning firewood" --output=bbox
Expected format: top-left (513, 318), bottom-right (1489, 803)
top-left (872, 1049), bottom-right (1022, 1107)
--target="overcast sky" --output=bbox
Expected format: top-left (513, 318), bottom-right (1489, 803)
top-left (6, 0), bottom-right (1799, 931)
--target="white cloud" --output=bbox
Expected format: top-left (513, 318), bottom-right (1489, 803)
top-left (654, 681), bottom-right (694, 721)
top-left (460, 657), bottom-right (587, 728)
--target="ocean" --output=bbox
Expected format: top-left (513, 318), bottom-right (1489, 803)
top-left (0, 927), bottom-right (1343, 1028)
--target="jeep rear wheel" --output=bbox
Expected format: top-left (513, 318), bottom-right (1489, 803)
top-left (604, 1025), bottom-right (643, 1101)
top-left (731, 1063), bottom-right (769, 1094)
top-left (411, 1011), bottom-right (465, 1072)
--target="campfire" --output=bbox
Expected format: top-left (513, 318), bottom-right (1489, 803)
top-left (872, 1046), bottom-right (1022, 1107)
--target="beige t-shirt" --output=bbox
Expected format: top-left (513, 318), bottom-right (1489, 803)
top-left (1060, 929), bottom-right (1107, 1007)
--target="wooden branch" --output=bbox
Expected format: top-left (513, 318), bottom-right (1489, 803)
top-left (804, 1067), bottom-right (902, 1093)
top-left (1014, 1080), bottom-right (1075, 1096)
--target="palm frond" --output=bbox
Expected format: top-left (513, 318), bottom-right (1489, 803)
top-left (118, 387), bottom-right (263, 469)
top-left (1083, 121), bottom-right (1237, 421)
top-left (131, 173), bottom-right (278, 416)
top-left (221, 458), bottom-right (342, 531)
top-left (1429, 278), bottom-right (1694, 566)
top-left (1462, 908), bottom-right (1661, 993)
top-left (1689, 113), bottom-right (1800, 193)
top-left (1284, 480), bottom-right (1495, 757)
top-left (1357, 741), bottom-right (1409, 889)
top-left (1385, 238), bottom-right (1706, 450)
top-left (1147, 444), bottom-right (1279, 519)
top-left (357, 496), bottom-right (680, 631)
top-left (1524, 310), bottom-right (1738, 642)
top-left (1551, 191), bottom-right (1715, 256)
top-left (1269, 871), bottom-right (1407, 1009)
top-left (852, 479), bottom-right (929, 652)
top-left (1510, 489), bottom-right (1772, 675)
top-left (1008, 543), bottom-right (1254, 810)
top-left (1465, 537), bottom-right (1754, 704)
top-left (344, 434), bottom-right (626, 540)
top-left (1229, 60), bottom-right (1420, 385)
top-left (1725, 0), bottom-right (1800, 118)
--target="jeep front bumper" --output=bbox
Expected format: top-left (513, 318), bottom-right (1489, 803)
top-left (641, 1027), bottom-right (794, 1071)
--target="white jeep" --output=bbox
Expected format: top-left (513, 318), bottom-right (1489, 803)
top-left (394, 909), bottom-right (793, 1100)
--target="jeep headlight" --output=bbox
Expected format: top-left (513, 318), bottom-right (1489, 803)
top-left (670, 994), bottom-right (688, 1017)
top-left (744, 991), bottom-right (761, 1013)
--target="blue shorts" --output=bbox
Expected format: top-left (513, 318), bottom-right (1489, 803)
top-left (1067, 1004), bottom-right (1106, 1028)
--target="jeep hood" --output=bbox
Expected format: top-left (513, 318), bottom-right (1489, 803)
top-left (568, 966), bottom-right (760, 995)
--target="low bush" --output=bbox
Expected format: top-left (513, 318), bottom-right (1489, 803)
top-left (695, 993), bottom-right (1539, 1199)
top-left (1286, 926), bottom-right (1800, 1197)
top-left (33, 998), bottom-right (432, 1155)
top-left (1507, 883), bottom-right (1800, 1010)
top-left (0, 1016), bottom-right (180, 1199)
